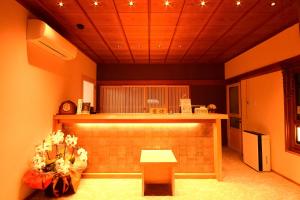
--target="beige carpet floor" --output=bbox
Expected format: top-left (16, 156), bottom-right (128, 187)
top-left (29, 148), bottom-right (300, 200)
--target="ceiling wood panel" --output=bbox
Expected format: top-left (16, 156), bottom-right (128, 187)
top-left (151, 13), bottom-right (181, 26)
top-left (178, 13), bottom-right (210, 26)
top-left (17, 0), bottom-right (299, 64)
top-left (151, 26), bottom-right (176, 41)
top-left (120, 13), bottom-right (148, 25)
top-left (87, 13), bottom-right (120, 26)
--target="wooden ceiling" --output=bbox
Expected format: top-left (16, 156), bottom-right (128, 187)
top-left (18, 0), bottom-right (299, 64)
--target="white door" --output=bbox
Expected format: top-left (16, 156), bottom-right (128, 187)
top-left (226, 82), bottom-right (242, 154)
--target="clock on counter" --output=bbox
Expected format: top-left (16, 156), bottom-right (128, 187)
top-left (58, 100), bottom-right (77, 115)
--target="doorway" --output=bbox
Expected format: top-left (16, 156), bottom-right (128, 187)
top-left (226, 82), bottom-right (242, 154)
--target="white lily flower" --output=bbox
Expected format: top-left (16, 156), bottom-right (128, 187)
top-left (77, 148), bottom-right (87, 156)
top-left (30, 130), bottom-right (88, 174)
top-left (44, 134), bottom-right (53, 148)
top-left (33, 161), bottom-right (45, 171)
top-left (55, 159), bottom-right (70, 175)
top-left (43, 141), bottom-right (52, 151)
top-left (70, 137), bottom-right (77, 147)
top-left (52, 130), bottom-right (64, 145)
top-left (65, 135), bottom-right (72, 146)
top-left (32, 154), bottom-right (44, 164)
top-left (55, 158), bottom-right (65, 167)
top-left (32, 154), bottom-right (46, 172)
top-left (73, 159), bottom-right (87, 171)
top-left (65, 134), bottom-right (78, 147)
top-left (59, 166), bottom-right (69, 175)
top-left (79, 154), bottom-right (88, 162)
top-left (35, 144), bottom-right (44, 154)
top-left (45, 134), bottom-right (52, 142)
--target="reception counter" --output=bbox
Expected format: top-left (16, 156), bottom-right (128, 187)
top-left (53, 113), bottom-right (228, 180)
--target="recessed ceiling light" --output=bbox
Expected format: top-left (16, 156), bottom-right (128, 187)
top-left (128, 0), bottom-right (135, 7)
top-left (57, 1), bottom-right (64, 7)
top-left (93, 1), bottom-right (99, 6)
top-left (235, 0), bottom-right (241, 6)
top-left (200, 0), bottom-right (207, 7)
top-left (164, 0), bottom-right (171, 7)
top-left (76, 23), bottom-right (85, 30)
top-left (270, 1), bottom-right (276, 7)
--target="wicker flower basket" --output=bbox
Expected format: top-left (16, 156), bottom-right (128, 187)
top-left (44, 169), bottom-right (81, 197)
top-left (23, 130), bottom-right (88, 197)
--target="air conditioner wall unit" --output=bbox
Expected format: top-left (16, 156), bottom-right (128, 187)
top-left (27, 19), bottom-right (77, 60)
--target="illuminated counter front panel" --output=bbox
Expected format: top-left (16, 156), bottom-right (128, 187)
top-left (53, 113), bottom-right (228, 180)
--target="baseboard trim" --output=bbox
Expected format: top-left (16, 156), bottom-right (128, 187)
top-left (175, 173), bottom-right (216, 179)
top-left (82, 172), bottom-right (216, 179)
top-left (82, 173), bottom-right (141, 179)
top-left (272, 169), bottom-right (300, 186)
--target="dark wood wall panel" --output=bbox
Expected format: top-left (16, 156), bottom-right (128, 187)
top-left (98, 64), bottom-right (224, 80)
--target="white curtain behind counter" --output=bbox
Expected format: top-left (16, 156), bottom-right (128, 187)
top-left (100, 85), bottom-right (189, 113)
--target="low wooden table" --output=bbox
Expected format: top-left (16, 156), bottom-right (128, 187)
top-left (140, 150), bottom-right (177, 196)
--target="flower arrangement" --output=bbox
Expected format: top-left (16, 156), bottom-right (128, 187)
top-left (23, 130), bottom-right (88, 197)
top-left (207, 104), bottom-right (217, 113)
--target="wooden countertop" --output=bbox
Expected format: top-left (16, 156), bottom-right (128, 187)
top-left (140, 150), bottom-right (177, 164)
top-left (53, 113), bottom-right (228, 123)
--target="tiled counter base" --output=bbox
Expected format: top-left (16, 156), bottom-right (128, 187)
top-left (53, 113), bottom-right (227, 180)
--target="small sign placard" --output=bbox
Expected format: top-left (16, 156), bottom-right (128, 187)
top-left (180, 99), bottom-right (192, 113)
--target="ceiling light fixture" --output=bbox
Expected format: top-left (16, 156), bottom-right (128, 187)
top-left (199, 0), bottom-right (207, 7)
top-left (93, 1), bottom-right (99, 6)
top-left (76, 23), bottom-right (85, 30)
top-left (164, 0), bottom-right (171, 7)
top-left (235, 0), bottom-right (241, 6)
top-left (57, 1), bottom-right (64, 7)
top-left (128, 0), bottom-right (135, 7)
top-left (270, 1), bottom-right (276, 7)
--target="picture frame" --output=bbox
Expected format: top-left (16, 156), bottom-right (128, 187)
top-left (179, 98), bottom-right (192, 114)
top-left (81, 102), bottom-right (90, 114)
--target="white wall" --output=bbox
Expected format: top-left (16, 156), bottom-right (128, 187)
top-left (0, 0), bottom-right (96, 199)
top-left (241, 71), bottom-right (300, 184)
